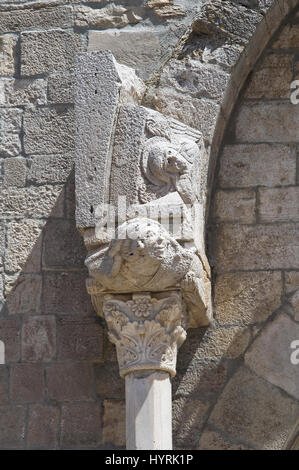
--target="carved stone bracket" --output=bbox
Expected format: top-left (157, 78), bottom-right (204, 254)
top-left (75, 51), bottom-right (213, 449)
top-left (101, 291), bottom-right (186, 378)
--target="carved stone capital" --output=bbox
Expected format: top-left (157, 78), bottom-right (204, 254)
top-left (99, 291), bottom-right (186, 378)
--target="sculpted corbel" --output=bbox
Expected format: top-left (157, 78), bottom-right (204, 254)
top-left (75, 51), bottom-right (212, 449)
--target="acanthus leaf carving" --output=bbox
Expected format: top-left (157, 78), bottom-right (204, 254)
top-left (102, 292), bottom-right (186, 377)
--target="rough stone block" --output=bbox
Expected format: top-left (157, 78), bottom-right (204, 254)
top-left (0, 133), bottom-right (21, 157)
top-left (0, 107), bottom-right (21, 133)
top-left (212, 223), bottom-right (299, 272)
top-left (102, 400), bottom-right (125, 447)
top-left (173, 397), bottom-right (209, 449)
top-left (213, 189), bottom-right (256, 223)
top-left (42, 219), bottom-right (86, 270)
top-left (0, 108), bottom-right (22, 157)
top-left (209, 367), bottom-right (299, 449)
top-left (0, 405), bottom-right (26, 448)
top-left (0, 34), bottom-right (16, 76)
top-left (10, 364), bottom-right (44, 403)
top-left (6, 273), bottom-right (42, 315)
top-left (27, 404), bottom-right (59, 449)
top-left (24, 106), bottom-right (74, 155)
top-left (158, 58), bottom-right (230, 104)
top-left (3, 157), bottom-right (27, 188)
top-left (258, 187), bottom-right (299, 222)
top-left (48, 73), bottom-right (74, 104)
top-left (5, 220), bottom-right (44, 273)
top-left (0, 78), bottom-right (47, 107)
top-left (57, 317), bottom-right (103, 361)
top-left (245, 53), bottom-right (293, 99)
top-left (28, 153), bottom-right (73, 184)
top-left (22, 315), bottom-right (56, 362)
top-left (152, 91), bottom-right (221, 144)
top-left (192, 0), bottom-right (263, 43)
top-left (0, 317), bottom-right (20, 362)
top-left (245, 313), bottom-right (299, 400)
top-left (214, 271), bottom-right (282, 325)
top-left (235, 103), bottom-right (299, 143)
top-left (42, 271), bottom-right (93, 316)
top-left (46, 363), bottom-right (94, 402)
top-left (88, 30), bottom-right (162, 80)
top-left (199, 429), bottom-right (250, 450)
top-left (21, 29), bottom-right (82, 76)
top-left (0, 6), bottom-right (72, 33)
top-left (197, 325), bottom-right (251, 360)
top-left (0, 185), bottom-right (64, 219)
top-left (95, 363), bottom-right (125, 399)
top-left (173, 358), bottom-right (228, 400)
top-left (219, 144), bottom-right (296, 188)
top-left (61, 402), bottom-right (102, 447)
top-left (75, 4), bottom-right (143, 29)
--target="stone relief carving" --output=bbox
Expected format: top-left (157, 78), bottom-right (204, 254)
top-left (139, 115), bottom-right (202, 205)
top-left (101, 292), bottom-right (186, 377)
top-left (75, 51), bottom-right (212, 380)
top-left (86, 218), bottom-right (210, 327)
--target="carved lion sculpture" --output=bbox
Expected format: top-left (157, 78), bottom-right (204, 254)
top-left (140, 137), bottom-right (200, 205)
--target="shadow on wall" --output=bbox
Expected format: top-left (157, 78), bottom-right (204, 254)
top-left (0, 168), bottom-right (119, 450)
top-left (172, 290), bottom-right (299, 450)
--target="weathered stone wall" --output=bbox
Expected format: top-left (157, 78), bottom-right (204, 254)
top-left (0, 0), bottom-right (298, 449)
top-left (194, 12), bottom-right (299, 449)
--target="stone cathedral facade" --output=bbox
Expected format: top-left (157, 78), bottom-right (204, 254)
top-left (0, 0), bottom-right (298, 450)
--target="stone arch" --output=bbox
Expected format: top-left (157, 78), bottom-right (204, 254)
top-left (144, 0), bottom-right (298, 215)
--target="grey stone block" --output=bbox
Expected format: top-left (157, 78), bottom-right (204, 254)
top-left (21, 29), bottom-right (83, 76)
top-left (0, 6), bottom-right (72, 33)
top-left (0, 78), bottom-right (47, 107)
top-left (0, 34), bottom-right (16, 76)
top-left (48, 73), bottom-right (74, 104)
top-left (3, 157), bottom-right (27, 188)
top-left (28, 153), bottom-right (73, 184)
top-left (88, 30), bottom-right (162, 80)
top-left (24, 106), bottom-right (74, 155)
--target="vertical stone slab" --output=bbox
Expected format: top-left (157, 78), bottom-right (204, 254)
top-left (75, 51), bottom-right (121, 228)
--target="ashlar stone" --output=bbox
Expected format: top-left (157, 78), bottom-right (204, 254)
top-left (24, 107), bottom-right (74, 155)
top-left (235, 103), bottom-right (299, 143)
top-left (21, 29), bottom-right (83, 76)
top-left (212, 223), bottom-right (299, 272)
top-left (214, 271), bottom-right (282, 325)
top-left (0, 78), bottom-right (47, 107)
top-left (0, 108), bottom-right (22, 157)
top-left (3, 157), bottom-right (27, 188)
top-left (245, 313), bottom-right (299, 399)
top-left (0, 34), bottom-right (16, 76)
top-left (209, 366), bottom-right (299, 449)
top-left (0, 6), bottom-right (72, 33)
top-left (5, 220), bottom-right (44, 273)
top-left (102, 400), bottom-right (125, 447)
top-left (75, 4), bottom-right (144, 29)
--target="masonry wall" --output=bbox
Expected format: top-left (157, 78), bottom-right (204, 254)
top-left (0, 0), bottom-right (298, 449)
top-left (202, 12), bottom-right (299, 449)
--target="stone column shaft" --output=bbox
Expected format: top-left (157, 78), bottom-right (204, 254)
top-left (126, 371), bottom-right (172, 450)
top-left (100, 291), bottom-right (186, 450)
